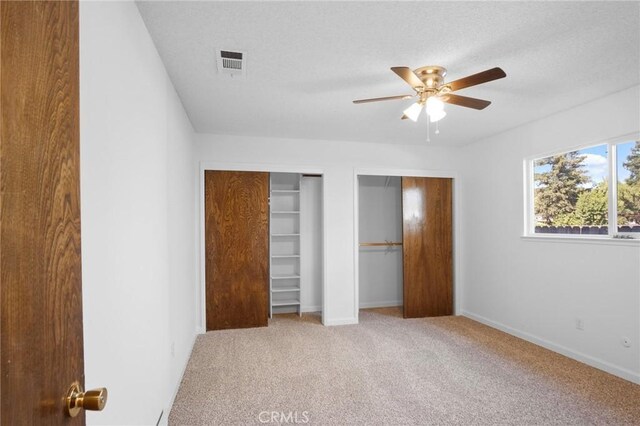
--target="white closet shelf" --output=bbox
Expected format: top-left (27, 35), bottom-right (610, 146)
top-left (270, 173), bottom-right (303, 318)
top-left (271, 299), bottom-right (300, 306)
top-left (271, 287), bottom-right (300, 293)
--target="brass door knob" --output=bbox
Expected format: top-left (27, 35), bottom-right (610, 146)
top-left (66, 382), bottom-right (108, 417)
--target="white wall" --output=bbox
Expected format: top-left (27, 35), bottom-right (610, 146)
top-left (80, 2), bottom-right (196, 424)
top-left (358, 176), bottom-right (403, 308)
top-left (300, 176), bottom-right (323, 312)
top-left (166, 64), bottom-right (198, 410)
top-left (197, 135), bottom-right (460, 325)
top-left (460, 85), bottom-right (640, 383)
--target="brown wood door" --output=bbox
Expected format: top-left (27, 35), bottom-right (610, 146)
top-left (205, 171), bottom-right (270, 330)
top-left (402, 177), bottom-right (453, 318)
top-left (1, 1), bottom-right (86, 424)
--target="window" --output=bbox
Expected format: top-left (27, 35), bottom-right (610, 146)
top-left (528, 137), bottom-right (640, 238)
top-left (617, 141), bottom-right (640, 233)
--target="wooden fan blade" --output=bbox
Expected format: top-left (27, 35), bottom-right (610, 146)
top-left (391, 67), bottom-right (424, 90)
top-left (441, 94), bottom-right (491, 110)
top-left (353, 94), bottom-right (414, 104)
top-left (447, 67), bottom-right (506, 92)
top-left (401, 114), bottom-right (408, 120)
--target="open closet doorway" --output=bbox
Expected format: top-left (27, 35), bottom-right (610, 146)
top-left (269, 173), bottom-right (324, 320)
top-left (358, 176), bottom-right (404, 315)
top-left (357, 174), bottom-right (454, 319)
top-left (202, 169), bottom-right (324, 331)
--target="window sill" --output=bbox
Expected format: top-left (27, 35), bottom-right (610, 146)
top-left (521, 235), bottom-right (640, 247)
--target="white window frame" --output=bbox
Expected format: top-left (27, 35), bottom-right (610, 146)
top-left (524, 132), bottom-right (640, 240)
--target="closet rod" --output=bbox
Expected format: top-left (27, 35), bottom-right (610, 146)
top-left (359, 242), bottom-right (403, 247)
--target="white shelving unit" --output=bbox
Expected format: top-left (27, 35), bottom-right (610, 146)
top-left (269, 173), bottom-right (302, 317)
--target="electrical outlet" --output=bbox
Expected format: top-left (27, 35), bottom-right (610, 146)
top-left (621, 337), bottom-right (631, 348)
top-left (575, 318), bottom-right (584, 331)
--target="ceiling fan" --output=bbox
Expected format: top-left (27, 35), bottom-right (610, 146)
top-left (353, 66), bottom-right (506, 122)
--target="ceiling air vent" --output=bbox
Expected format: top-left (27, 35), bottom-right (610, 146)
top-left (216, 49), bottom-right (246, 78)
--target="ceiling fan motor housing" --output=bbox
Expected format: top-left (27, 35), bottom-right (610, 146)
top-left (414, 66), bottom-right (447, 89)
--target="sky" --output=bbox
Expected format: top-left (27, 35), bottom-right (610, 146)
top-left (534, 141), bottom-right (635, 187)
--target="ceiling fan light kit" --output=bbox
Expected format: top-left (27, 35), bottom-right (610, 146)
top-left (403, 102), bottom-right (424, 122)
top-left (353, 65), bottom-right (507, 139)
top-left (428, 109), bottom-right (446, 123)
top-left (426, 96), bottom-right (446, 122)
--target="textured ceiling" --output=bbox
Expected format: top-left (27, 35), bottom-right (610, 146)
top-left (136, 1), bottom-right (640, 146)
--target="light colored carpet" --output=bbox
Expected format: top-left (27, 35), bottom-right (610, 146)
top-left (170, 308), bottom-right (640, 425)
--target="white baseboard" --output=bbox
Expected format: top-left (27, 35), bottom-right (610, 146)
top-left (359, 301), bottom-right (402, 309)
top-left (302, 305), bottom-right (322, 313)
top-left (323, 317), bottom-right (358, 326)
top-left (462, 310), bottom-right (640, 385)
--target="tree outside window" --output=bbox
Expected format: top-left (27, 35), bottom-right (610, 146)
top-left (532, 140), bottom-right (640, 235)
top-left (618, 141), bottom-right (640, 230)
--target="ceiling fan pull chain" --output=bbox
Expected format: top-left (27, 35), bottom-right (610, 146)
top-left (435, 120), bottom-right (440, 135)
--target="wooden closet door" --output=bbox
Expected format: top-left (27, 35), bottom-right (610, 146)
top-left (1, 1), bottom-right (88, 423)
top-left (402, 177), bottom-right (453, 318)
top-left (205, 171), bottom-right (269, 330)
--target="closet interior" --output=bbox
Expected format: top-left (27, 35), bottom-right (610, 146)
top-left (358, 175), bottom-right (404, 310)
top-left (204, 170), bottom-right (323, 330)
top-left (358, 174), bottom-right (454, 318)
top-left (269, 172), bottom-right (323, 316)
top-left (269, 173), bottom-right (303, 315)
